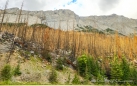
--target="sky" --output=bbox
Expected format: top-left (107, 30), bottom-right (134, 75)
top-left (0, 0), bottom-right (137, 19)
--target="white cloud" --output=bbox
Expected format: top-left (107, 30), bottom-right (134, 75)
top-left (0, 0), bottom-right (137, 19)
top-left (99, 0), bottom-right (119, 12)
top-left (104, 0), bottom-right (137, 19)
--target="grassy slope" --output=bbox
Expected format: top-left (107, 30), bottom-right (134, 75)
top-left (0, 50), bottom-right (87, 85)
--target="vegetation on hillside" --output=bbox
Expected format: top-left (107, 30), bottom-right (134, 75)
top-left (30, 24), bottom-right (48, 28)
top-left (1, 23), bottom-right (137, 85)
top-left (0, 2), bottom-right (137, 84)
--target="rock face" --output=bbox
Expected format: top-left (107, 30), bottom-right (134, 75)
top-left (1, 8), bottom-right (137, 35)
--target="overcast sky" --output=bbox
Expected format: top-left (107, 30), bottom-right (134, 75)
top-left (0, 0), bottom-right (137, 19)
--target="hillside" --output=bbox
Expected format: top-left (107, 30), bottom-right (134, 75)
top-left (0, 31), bottom-right (87, 85)
top-left (1, 8), bottom-right (137, 35)
top-left (0, 7), bottom-right (137, 85)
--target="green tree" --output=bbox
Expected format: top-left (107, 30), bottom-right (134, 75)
top-left (72, 74), bottom-right (80, 84)
top-left (77, 54), bottom-right (87, 77)
top-left (66, 73), bottom-right (71, 84)
top-left (13, 64), bottom-right (22, 76)
top-left (110, 56), bottom-right (123, 83)
top-left (121, 57), bottom-right (131, 80)
top-left (77, 54), bottom-right (102, 80)
top-left (49, 68), bottom-right (57, 84)
top-left (56, 58), bottom-right (63, 70)
top-left (130, 67), bottom-right (137, 85)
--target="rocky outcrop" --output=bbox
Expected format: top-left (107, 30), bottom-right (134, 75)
top-left (1, 8), bottom-right (137, 35)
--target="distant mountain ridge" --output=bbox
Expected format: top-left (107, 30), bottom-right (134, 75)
top-left (0, 7), bottom-right (137, 35)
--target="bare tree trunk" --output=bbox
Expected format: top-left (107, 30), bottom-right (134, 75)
top-left (7, 0), bottom-right (24, 63)
top-left (0, 0), bottom-right (9, 31)
top-left (17, 1), bottom-right (24, 37)
top-left (65, 20), bottom-right (69, 51)
top-left (57, 21), bottom-right (61, 49)
top-left (70, 20), bottom-right (76, 62)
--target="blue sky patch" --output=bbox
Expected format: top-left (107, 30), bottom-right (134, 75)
top-left (67, 0), bottom-right (77, 5)
top-left (72, 0), bottom-right (77, 3)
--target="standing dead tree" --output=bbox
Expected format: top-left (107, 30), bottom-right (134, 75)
top-left (56, 20), bottom-right (61, 50)
top-left (17, 0), bottom-right (24, 37)
top-left (7, 0), bottom-right (24, 63)
top-left (0, 0), bottom-right (9, 31)
top-left (64, 20), bottom-right (69, 51)
top-left (70, 20), bottom-right (76, 62)
top-left (21, 12), bottom-right (29, 42)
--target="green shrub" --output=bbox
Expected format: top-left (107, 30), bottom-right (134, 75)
top-left (83, 73), bottom-right (91, 84)
top-left (72, 74), bottom-right (80, 84)
top-left (56, 58), bottom-right (63, 70)
top-left (41, 50), bottom-right (52, 62)
top-left (1, 64), bottom-right (12, 81)
top-left (66, 73), bottom-right (71, 84)
top-left (13, 64), bottom-right (22, 76)
top-left (49, 69), bottom-right (57, 84)
top-left (130, 67), bottom-right (137, 85)
top-left (96, 73), bottom-right (105, 85)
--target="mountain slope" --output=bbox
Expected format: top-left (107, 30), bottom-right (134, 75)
top-left (0, 8), bottom-right (137, 35)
